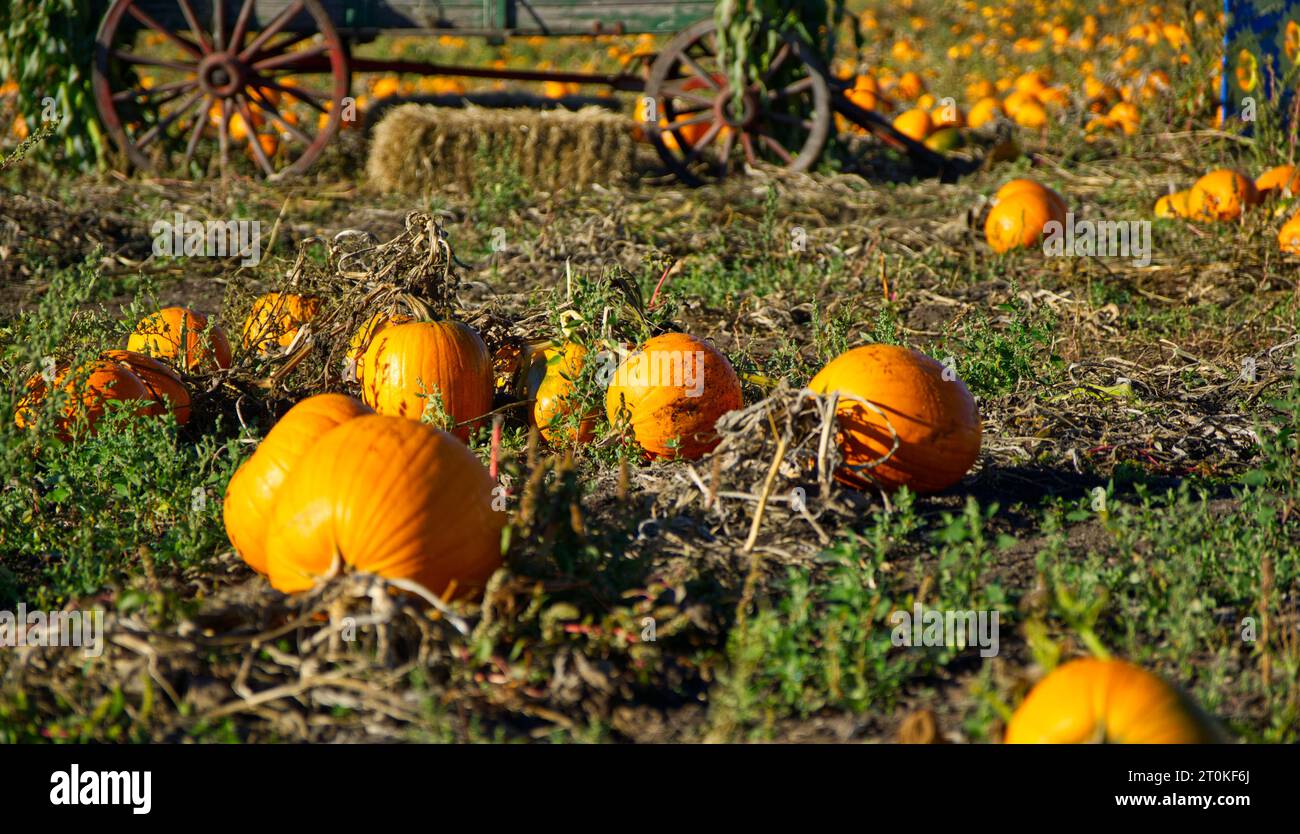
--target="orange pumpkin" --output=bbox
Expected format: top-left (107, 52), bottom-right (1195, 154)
top-left (222, 393), bottom-right (374, 575)
top-left (809, 344), bottom-right (981, 494)
top-left (605, 332), bottom-right (742, 460)
top-left (1279, 212), bottom-right (1300, 254)
top-left (346, 311), bottom-right (414, 384)
top-left (264, 415), bottom-right (504, 597)
top-left (15, 361), bottom-right (153, 437)
top-left (242, 292), bottom-right (321, 354)
top-left (358, 320), bottom-right (494, 441)
top-left (1188, 169), bottom-right (1259, 221)
top-left (967, 96), bottom-right (1004, 129)
top-left (892, 108), bottom-right (933, 142)
top-left (1154, 189), bottom-right (1192, 218)
top-left (102, 349), bottom-right (192, 425)
top-left (994, 178), bottom-right (1068, 216)
top-left (1255, 164), bottom-right (1300, 197)
top-left (1004, 658), bottom-right (1228, 744)
top-left (985, 187), bottom-right (1067, 253)
top-left (127, 307), bottom-right (232, 371)
top-left (530, 342), bottom-right (598, 444)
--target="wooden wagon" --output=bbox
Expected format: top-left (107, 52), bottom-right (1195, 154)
top-left (93, 0), bottom-right (941, 184)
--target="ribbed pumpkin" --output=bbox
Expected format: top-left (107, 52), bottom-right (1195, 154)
top-left (102, 349), bottom-right (192, 425)
top-left (809, 344), bottom-right (981, 494)
top-left (605, 332), bottom-right (742, 460)
top-left (985, 183), bottom-right (1067, 253)
top-left (358, 320), bottom-right (493, 440)
top-left (127, 307), bottom-right (232, 371)
top-left (264, 415), bottom-right (504, 597)
top-left (242, 292), bottom-right (321, 354)
top-left (994, 178), bottom-right (1067, 216)
top-left (222, 393), bottom-right (373, 575)
top-left (346, 311), bottom-right (414, 384)
top-left (1004, 658), bottom-right (1228, 744)
top-left (14, 361), bottom-right (152, 437)
top-left (530, 342), bottom-right (598, 444)
top-left (1188, 169), bottom-right (1259, 221)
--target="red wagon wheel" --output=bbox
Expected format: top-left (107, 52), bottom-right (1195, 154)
top-left (93, 0), bottom-right (351, 180)
top-left (644, 19), bottom-right (831, 186)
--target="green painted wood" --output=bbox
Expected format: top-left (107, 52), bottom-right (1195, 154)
top-left (120, 0), bottom-right (713, 36)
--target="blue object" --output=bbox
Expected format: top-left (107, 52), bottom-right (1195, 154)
top-left (1223, 0), bottom-right (1300, 119)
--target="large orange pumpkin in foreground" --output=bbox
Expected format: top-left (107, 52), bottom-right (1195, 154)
top-left (102, 349), bottom-right (192, 425)
top-left (1255, 164), bottom-right (1300, 198)
top-left (985, 183), bottom-right (1067, 253)
top-left (1004, 658), bottom-right (1228, 744)
top-left (809, 344), bottom-right (981, 494)
top-left (1154, 189), bottom-right (1192, 218)
top-left (242, 292), bottom-right (321, 354)
top-left (14, 361), bottom-right (153, 437)
top-left (127, 307), bottom-right (232, 371)
top-left (605, 332), bottom-right (743, 460)
top-left (530, 342), bottom-right (599, 444)
top-left (359, 320), bottom-right (493, 440)
top-left (1188, 169), bottom-right (1259, 221)
top-left (223, 393), bottom-right (373, 575)
top-left (264, 415), bottom-right (504, 597)
top-left (1280, 212), bottom-right (1300, 254)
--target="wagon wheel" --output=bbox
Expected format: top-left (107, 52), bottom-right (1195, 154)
top-left (93, 0), bottom-right (351, 180)
top-left (644, 19), bottom-right (831, 186)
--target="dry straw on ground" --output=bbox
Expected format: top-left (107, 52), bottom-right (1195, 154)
top-left (366, 103), bottom-right (636, 194)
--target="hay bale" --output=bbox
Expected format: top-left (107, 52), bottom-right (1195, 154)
top-left (367, 103), bottom-right (635, 195)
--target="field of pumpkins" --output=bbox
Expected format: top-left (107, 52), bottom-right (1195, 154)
top-left (0, 0), bottom-right (1297, 749)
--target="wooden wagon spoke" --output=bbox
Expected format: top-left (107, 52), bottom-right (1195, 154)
top-left (134, 84), bottom-right (195, 110)
top-left (126, 5), bottom-right (204, 60)
top-left (218, 97), bottom-right (231, 177)
top-left (212, 0), bottom-right (225, 51)
top-left (182, 102), bottom-right (208, 169)
top-left (677, 52), bottom-right (721, 90)
top-left (111, 78), bottom-right (197, 102)
top-left (662, 111), bottom-right (713, 132)
top-left (253, 74), bottom-right (329, 112)
top-left (681, 121), bottom-right (723, 166)
top-left (740, 132), bottom-right (757, 165)
top-left (135, 87), bottom-right (205, 149)
top-left (762, 43), bottom-right (791, 84)
top-left (227, 0), bottom-right (257, 54)
top-left (769, 76), bottom-right (814, 101)
top-left (252, 43), bottom-right (331, 74)
top-left (235, 95), bottom-right (277, 176)
top-left (247, 86), bottom-right (314, 146)
top-left (249, 30), bottom-right (316, 64)
top-left (175, 0), bottom-right (214, 53)
top-left (758, 133), bottom-right (794, 164)
top-left (239, 0), bottom-right (306, 63)
top-left (112, 50), bottom-right (196, 73)
top-left (659, 83), bottom-right (714, 107)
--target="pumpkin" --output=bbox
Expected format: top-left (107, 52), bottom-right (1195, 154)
top-left (1279, 212), bottom-right (1300, 254)
top-left (102, 349), bottom-right (192, 425)
top-left (1107, 101), bottom-right (1141, 134)
top-left (358, 320), bottom-right (494, 440)
top-left (1154, 189), bottom-right (1192, 218)
top-left (264, 415), bottom-right (504, 597)
top-left (223, 393), bottom-right (373, 575)
top-left (346, 311), bottom-right (414, 384)
top-left (809, 344), bottom-right (981, 494)
top-left (994, 178), bottom-right (1068, 217)
top-left (15, 361), bottom-right (153, 437)
top-left (530, 342), bottom-right (598, 444)
top-left (242, 292), bottom-right (321, 354)
top-left (1004, 658), bottom-right (1228, 744)
top-left (1188, 169), bottom-right (1259, 221)
top-left (967, 96), bottom-right (1004, 129)
top-left (605, 332), bottom-right (742, 460)
top-left (127, 307), bottom-right (232, 371)
top-left (985, 187), bottom-right (1067, 253)
top-left (1255, 164), bottom-right (1300, 197)
top-left (892, 108), bottom-right (933, 142)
